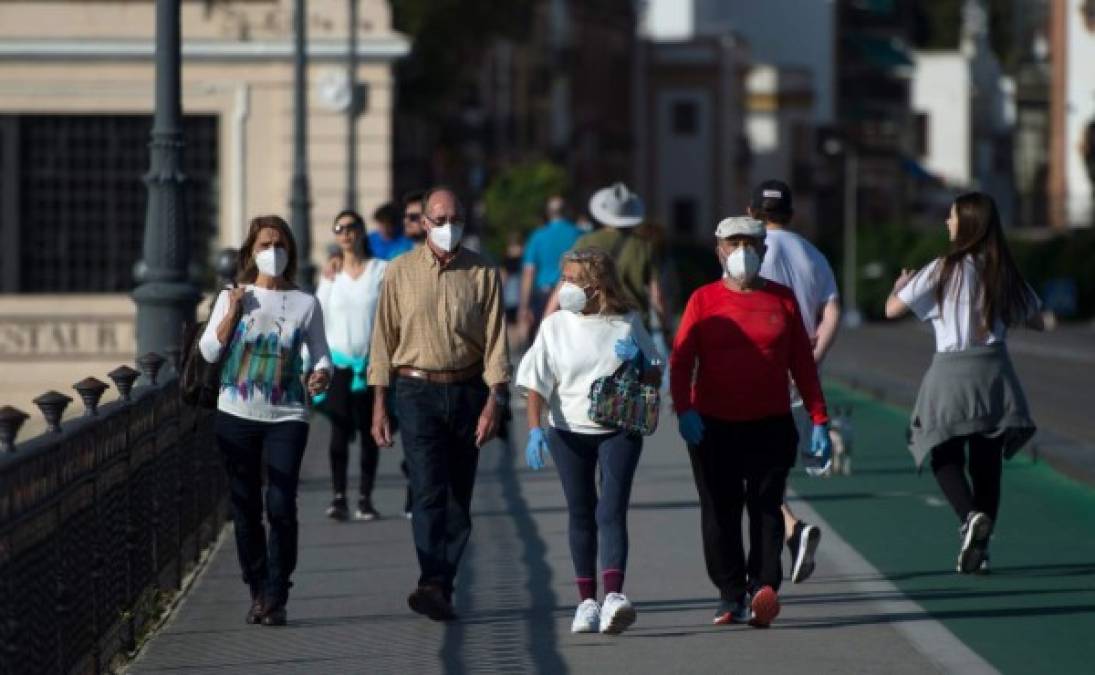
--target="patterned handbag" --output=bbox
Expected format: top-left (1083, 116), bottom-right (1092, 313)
top-left (588, 360), bottom-right (660, 436)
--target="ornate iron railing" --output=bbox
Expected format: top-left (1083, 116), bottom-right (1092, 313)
top-left (0, 354), bottom-right (226, 674)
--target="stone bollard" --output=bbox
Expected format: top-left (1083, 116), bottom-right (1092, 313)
top-left (109, 366), bottom-right (141, 402)
top-left (137, 352), bottom-right (166, 385)
top-left (33, 391), bottom-right (73, 433)
top-left (0, 406), bottom-right (30, 452)
top-left (73, 377), bottom-right (111, 417)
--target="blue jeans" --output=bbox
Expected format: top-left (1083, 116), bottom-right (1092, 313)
top-left (394, 376), bottom-right (488, 592)
top-left (546, 428), bottom-right (643, 579)
top-left (214, 412), bottom-right (309, 604)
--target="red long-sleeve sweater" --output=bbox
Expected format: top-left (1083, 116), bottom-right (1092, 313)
top-left (669, 280), bottom-right (829, 425)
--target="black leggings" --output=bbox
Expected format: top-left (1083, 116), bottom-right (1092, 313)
top-left (929, 434), bottom-right (1004, 524)
top-left (325, 368), bottom-right (379, 498)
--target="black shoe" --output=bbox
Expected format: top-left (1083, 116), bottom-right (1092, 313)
top-left (712, 595), bottom-right (749, 625)
top-left (245, 589), bottom-right (265, 625)
top-left (261, 603), bottom-right (287, 626)
top-left (789, 521), bottom-right (822, 583)
top-left (326, 494), bottom-right (349, 521)
top-left (408, 585), bottom-right (456, 621)
top-left (354, 497), bottom-right (379, 521)
top-left (957, 512), bottom-right (993, 574)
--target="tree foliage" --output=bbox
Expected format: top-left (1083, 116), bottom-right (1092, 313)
top-left (389, 0), bottom-right (536, 113)
top-left (482, 160), bottom-right (569, 253)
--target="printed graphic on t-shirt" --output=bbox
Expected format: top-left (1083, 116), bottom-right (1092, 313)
top-left (220, 314), bottom-right (306, 405)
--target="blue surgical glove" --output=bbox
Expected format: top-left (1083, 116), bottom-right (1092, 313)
top-left (678, 410), bottom-right (705, 445)
top-left (614, 337), bottom-right (640, 363)
top-left (525, 427), bottom-right (547, 470)
top-left (805, 424), bottom-right (833, 477)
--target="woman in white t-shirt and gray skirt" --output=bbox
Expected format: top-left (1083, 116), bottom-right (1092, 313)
top-left (885, 192), bottom-right (1042, 575)
top-left (516, 248), bottom-right (663, 636)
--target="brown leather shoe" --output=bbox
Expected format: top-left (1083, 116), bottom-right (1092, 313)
top-left (245, 590), bottom-right (265, 625)
top-left (407, 585), bottom-right (456, 621)
top-left (261, 603), bottom-right (287, 626)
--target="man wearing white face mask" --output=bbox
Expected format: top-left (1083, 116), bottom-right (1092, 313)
top-left (669, 216), bottom-right (832, 629)
top-left (367, 186), bottom-right (511, 622)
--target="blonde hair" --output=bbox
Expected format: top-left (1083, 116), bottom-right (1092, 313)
top-left (561, 248), bottom-right (635, 316)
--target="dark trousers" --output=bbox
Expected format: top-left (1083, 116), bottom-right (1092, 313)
top-left (930, 434), bottom-right (1005, 523)
top-left (547, 428), bottom-right (643, 579)
top-left (325, 368), bottom-right (379, 498)
top-left (394, 375), bottom-right (488, 592)
top-left (687, 414), bottom-right (797, 602)
top-left (214, 412), bottom-right (310, 603)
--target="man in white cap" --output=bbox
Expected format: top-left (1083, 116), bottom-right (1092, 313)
top-left (669, 215), bottom-right (832, 629)
top-left (545, 183), bottom-right (671, 338)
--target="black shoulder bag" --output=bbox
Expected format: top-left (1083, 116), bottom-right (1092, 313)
top-left (179, 286), bottom-right (234, 409)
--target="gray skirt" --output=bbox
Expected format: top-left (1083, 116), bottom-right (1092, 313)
top-left (908, 343), bottom-right (1036, 468)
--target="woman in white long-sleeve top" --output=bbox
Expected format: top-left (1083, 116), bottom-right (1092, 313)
top-left (200, 215), bottom-right (331, 626)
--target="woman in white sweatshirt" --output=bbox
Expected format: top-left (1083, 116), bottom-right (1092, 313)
top-left (200, 215), bottom-right (331, 627)
top-left (316, 210), bottom-right (388, 521)
top-left (516, 247), bottom-right (663, 636)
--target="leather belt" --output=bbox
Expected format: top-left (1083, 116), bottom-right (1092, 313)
top-left (395, 364), bottom-right (482, 384)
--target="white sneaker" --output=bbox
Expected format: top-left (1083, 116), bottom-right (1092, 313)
top-left (571, 599), bottom-right (600, 633)
top-left (599, 592), bottom-right (636, 635)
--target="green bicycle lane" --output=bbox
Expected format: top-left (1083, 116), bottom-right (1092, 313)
top-left (788, 382), bottom-right (1095, 674)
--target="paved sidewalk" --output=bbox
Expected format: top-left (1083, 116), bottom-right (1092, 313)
top-left (127, 400), bottom-right (996, 675)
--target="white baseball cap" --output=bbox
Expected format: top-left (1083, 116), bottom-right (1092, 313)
top-left (714, 216), bottom-right (766, 240)
top-left (589, 182), bottom-right (644, 228)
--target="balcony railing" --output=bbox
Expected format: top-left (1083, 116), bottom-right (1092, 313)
top-left (0, 354), bottom-right (226, 674)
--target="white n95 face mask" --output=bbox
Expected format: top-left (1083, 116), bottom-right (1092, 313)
top-left (255, 247), bottom-right (289, 278)
top-left (725, 247), bottom-right (761, 283)
top-left (558, 282), bottom-right (589, 313)
top-left (429, 222), bottom-right (464, 253)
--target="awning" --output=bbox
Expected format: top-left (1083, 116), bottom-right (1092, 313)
top-left (846, 33), bottom-right (913, 70)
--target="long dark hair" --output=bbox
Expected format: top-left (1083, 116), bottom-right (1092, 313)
top-left (237, 215), bottom-right (298, 284)
top-left (934, 192), bottom-right (1033, 331)
top-left (333, 209), bottom-right (373, 258)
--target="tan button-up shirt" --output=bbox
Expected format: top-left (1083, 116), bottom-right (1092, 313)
top-left (367, 244), bottom-right (512, 387)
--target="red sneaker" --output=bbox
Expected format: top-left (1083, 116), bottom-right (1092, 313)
top-left (749, 586), bottom-right (780, 628)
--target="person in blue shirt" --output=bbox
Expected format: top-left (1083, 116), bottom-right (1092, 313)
top-left (518, 195), bottom-right (582, 342)
top-left (368, 202), bottom-right (414, 261)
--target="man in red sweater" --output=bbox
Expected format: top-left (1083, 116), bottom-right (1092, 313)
top-left (670, 215), bottom-right (832, 628)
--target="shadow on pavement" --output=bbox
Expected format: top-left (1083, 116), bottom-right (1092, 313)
top-left (884, 561), bottom-right (1095, 581)
top-left (778, 603), bottom-right (1095, 630)
top-left (441, 435), bottom-right (568, 675)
